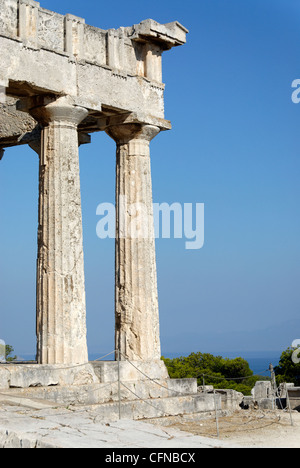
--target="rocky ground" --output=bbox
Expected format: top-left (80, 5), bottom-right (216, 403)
top-left (163, 409), bottom-right (300, 448)
top-left (0, 398), bottom-right (299, 448)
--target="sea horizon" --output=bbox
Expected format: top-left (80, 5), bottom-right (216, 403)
top-left (14, 349), bottom-right (281, 377)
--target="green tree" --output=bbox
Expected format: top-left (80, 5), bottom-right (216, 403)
top-left (5, 345), bottom-right (17, 362)
top-left (274, 347), bottom-right (300, 387)
top-left (162, 352), bottom-right (262, 396)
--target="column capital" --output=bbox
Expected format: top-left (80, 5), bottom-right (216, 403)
top-left (18, 95), bottom-right (88, 127)
top-left (99, 111), bottom-right (171, 135)
top-left (106, 123), bottom-right (160, 145)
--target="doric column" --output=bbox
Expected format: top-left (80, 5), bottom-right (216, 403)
top-left (106, 123), bottom-right (161, 362)
top-left (26, 96), bottom-right (89, 365)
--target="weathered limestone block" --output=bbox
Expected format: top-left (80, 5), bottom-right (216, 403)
top-left (0, 0), bottom-right (188, 121)
top-left (0, 0), bottom-right (18, 38)
top-left (38, 7), bottom-right (64, 51)
top-left (92, 360), bottom-right (169, 383)
top-left (0, 97), bottom-right (40, 148)
top-left (216, 389), bottom-right (244, 411)
top-left (65, 14), bottom-right (85, 59)
top-left (83, 25), bottom-right (107, 65)
top-left (19, 0), bottom-right (40, 48)
top-left (0, 363), bottom-right (98, 389)
top-left (251, 381), bottom-right (272, 400)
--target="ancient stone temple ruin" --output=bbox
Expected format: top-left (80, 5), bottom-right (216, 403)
top-left (0, 0), bottom-right (188, 366)
top-left (0, 1), bottom-right (224, 420)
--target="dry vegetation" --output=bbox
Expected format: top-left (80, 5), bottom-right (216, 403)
top-left (166, 409), bottom-right (300, 448)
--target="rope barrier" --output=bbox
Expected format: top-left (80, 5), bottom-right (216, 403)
top-left (0, 350), bottom-right (117, 371)
top-left (119, 352), bottom-right (188, 396)
top-left (93, 350), bottom-right (117, 361)
top-left (116, 353), bottom-right (294, 438)
top-left (200, 370), bottom-right (270, 381)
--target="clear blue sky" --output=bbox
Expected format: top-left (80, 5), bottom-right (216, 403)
top-left (1, 0), bottom-right (300, 358)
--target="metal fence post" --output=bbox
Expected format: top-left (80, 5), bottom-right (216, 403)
top-left (117, 349), bottom-right (121, 420)
top-left (285, 383), bottom-right (294, 427)
top-left (214, 389), bottom-right (220, 438)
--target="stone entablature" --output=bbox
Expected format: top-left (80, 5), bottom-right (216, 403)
top-left (0, 1), bottom-right (188, 143)
top-left (0, 0), bottom-right (187, 86)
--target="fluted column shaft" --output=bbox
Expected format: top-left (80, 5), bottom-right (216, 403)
top-left (106, 124), bottom-right (161, 362)
top-left (29, 96), bottom-right (89, 365)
